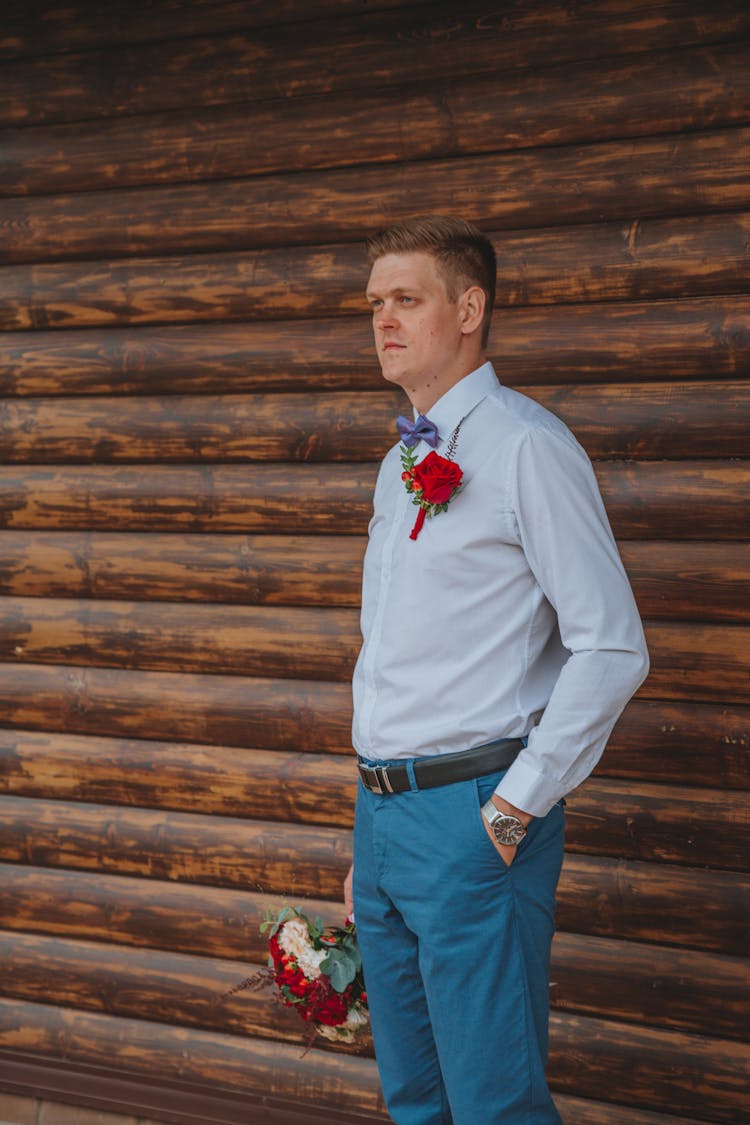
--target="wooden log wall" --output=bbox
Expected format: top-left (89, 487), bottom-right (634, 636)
top-left (0, 1), bottom-right (748, 1122)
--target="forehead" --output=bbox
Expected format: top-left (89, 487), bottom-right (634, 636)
top-left (366, 251), bottom-right (447, 296)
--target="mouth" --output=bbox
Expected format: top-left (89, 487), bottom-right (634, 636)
top-left (382, 342), bottom-right (405, 351)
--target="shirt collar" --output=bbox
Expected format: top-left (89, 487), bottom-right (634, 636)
top-left (414, 361), bottom-right (499, 449)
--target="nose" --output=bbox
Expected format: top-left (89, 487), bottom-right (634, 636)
top-left (374, 300), bottom-right (398, 332)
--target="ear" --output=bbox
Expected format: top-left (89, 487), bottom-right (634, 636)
top-left (457, 285), bottom-right (486, 337)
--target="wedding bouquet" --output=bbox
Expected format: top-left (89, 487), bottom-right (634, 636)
top-left (233, 906), bottom-right (369, 1044)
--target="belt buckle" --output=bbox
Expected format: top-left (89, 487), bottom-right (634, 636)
top-left (360, 764), bottom-right (394, 794)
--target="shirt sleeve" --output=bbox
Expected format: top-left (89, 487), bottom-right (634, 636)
top-left (495, 424), bottom-right (650, 817)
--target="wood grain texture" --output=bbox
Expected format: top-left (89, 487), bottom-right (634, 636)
top-left (0, 663), bottom-right (355, 751)
top-left (549, 932), bottom-right (749, 1041)
top-left (0, 997), bottom-right (746, 1121)
top-left (545, 1011), bottom-right (749, 1122)
top-left (0, 796), bottom-right (746, 954)
top-left (4, 42), bottom-right (750, 195)
top-left (2, 296), bottom-right (748, 396)
top-left (0, 596), bottom-right (361, 681)
top-left (0, 462), bottom-right (746, 538)
top-left (565, 779), bottom-right (750, 870)
top-left (642, 621), bottom-right (750, 704)
top-left (0, 594), bottom-right (746, 701)
top-left (2, 927), bottom-right (745, 1044)
top-left (2, 211), bottom-right (750, 324)
top-left (0, 0), bottom-right (437, 60)
top-left (1, 2), bottom-right (748, 1117)
top-left (0, 383), bottom-right (745, 462)
top-left (0, 853), bottom-right (744, 959)
top-left (0, 765), bottom-right (745, 870)
top-left (0, 533), bottom-right (745, 621)
top-left (0, 734), bottom-right (359, 825)
top-left (556, 855), bottom-right (748, 954)
top-left (0, 531), bottom-right (367, 606)
top-left (0, 999), bottom-right (387, 1117)
top-left (3, 1), bottom-right (749, 125)
top-left (3, 126), bottom-right (749, 263)
top-left (0, 796), bottom-right (350, 897)
top-left (0, 665), bottom-right (745, 783)
top-left (604, 700), bottom-right (750, 790)
top-left (619, 542), bottom-right (750, 623)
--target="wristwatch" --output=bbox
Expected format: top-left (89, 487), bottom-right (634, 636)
top-left (481, 799), bottom-right (527, 846)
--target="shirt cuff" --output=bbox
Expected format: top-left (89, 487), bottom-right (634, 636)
top-left (495, 757), bottom-right (562, 819)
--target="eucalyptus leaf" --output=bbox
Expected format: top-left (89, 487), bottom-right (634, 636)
top-left (321, 949), bottom-right (357, 992)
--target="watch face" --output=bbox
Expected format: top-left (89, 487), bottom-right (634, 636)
top-left (492, 815), bottom-right (526, 847)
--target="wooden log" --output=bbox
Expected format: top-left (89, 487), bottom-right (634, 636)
top-left (0, 663), bottom-right (355, 752)
top-left (0, 318), bottom-right (385, 397)
top-left (595, 462), bottom-right (750, 540)
top-left (0, 462), bottom-right (746, 538)
top-left (0, 931), bottom-right (299, 1044)
top-left (0, 464), bottom-right (379, 534)
top-left (604, 700), bottom-right (750, 790)
top-left (3, 211), bottom-right (750, 323)
top-left (0, 999), bottom-right (387, 1118)
top-left (3, 2), bottom-right (749, 126)
top-left (0, 708), bottom-right (745, 847)
top-left (532, 380), bottom-right (750, 460)
top-left (0, 734), bottom-right (358, 826)
top-left (1, 296), bottom-right (748, 396)
top-left (0, 997), bottom-right (746, 1122)
top-left (0, 0), bottom-right (433, 60)
top-left (494, 296), bottom-right (750, 384)
top-left (0, 851), bottom-right (743, 955)
top-left (0, 383), bottom-right (746, 462)
top-left (565, 779), bottom-right (749, 870)
top-left (641, 622), bottom-right (750, 704)
top-left (0, 596), bottom-right (746, 702)
top-left (619, 542), bottom-right (750, 623)
top-left (4, 42), bottom-right (750, 195)
top-left (0, 863), bottom-right (286, 958)
top-left (554, 1099), bottom-right (706, 1125)
top-left (0, 796), bottom-right (350, 897)
top-left (0, 391), bottom-right (404, 462)
top-left (0, 532), bottom-right (367, 606)
top-left (557, 854), bottom-right (748, 954)
top-left (0, 732), bottom-right (746, 868)
top-left (0, 789), bottom-right (747, 953)
top-left (546, 1011), bottom-right (749, 1122)
top-left (3, 126), bottom-right (750, 262)
top-left (551, 932), bottom-right (749, 1042)
top-left (0, 664), bottom-right (745, 779)
top-left (0, 755), bottom-right (745, 872)
top-left (0, 533), bottom-right (744, 620)
top-left (0, 597), bottom-right (360, 681)
top-left (3, 927), bottom-right (744, 1046)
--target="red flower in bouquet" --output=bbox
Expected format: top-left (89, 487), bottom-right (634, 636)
top-left (400, 445), bottom-right (463, 540)
top-left (230, 907), bottom-right (369, 1044)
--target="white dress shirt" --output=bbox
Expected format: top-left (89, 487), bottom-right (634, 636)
top-left (352, 362), bottom-right (649, 817)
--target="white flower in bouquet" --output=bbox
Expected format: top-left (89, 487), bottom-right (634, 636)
top-left (278, 916), bottom-right (327, 979)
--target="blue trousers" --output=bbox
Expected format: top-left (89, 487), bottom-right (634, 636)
top-left (353, 766), bottom-right (564, 1125)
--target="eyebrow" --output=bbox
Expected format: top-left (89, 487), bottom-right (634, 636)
top-left (365, 286), bottom-right (411, 302)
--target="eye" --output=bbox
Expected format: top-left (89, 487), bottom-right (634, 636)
top-left (369, 299), bottom-right (383, 311)
top-left (398, 295), bottom-right (414, 305)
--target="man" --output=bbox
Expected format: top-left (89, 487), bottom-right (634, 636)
top-left (344, 215), bottom-right (649, 1124)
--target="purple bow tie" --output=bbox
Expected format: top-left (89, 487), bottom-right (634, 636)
top-left (396, 413), bottom-right (440, 449)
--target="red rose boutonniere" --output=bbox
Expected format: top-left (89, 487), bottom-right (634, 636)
top-left (400, 443), bottom-right (463, 541)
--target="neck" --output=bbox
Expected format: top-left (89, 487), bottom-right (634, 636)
top-left (407, 355), bottom-right (485, 414)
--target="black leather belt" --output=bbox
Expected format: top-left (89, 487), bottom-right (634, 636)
top-left (358, 737), bottom-right (524, 795)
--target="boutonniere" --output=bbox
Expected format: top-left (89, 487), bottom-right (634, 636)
top-left (400, 422), bottom-right (463, 540)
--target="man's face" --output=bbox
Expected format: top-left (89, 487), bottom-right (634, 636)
top-left (366, 251), bottom-right (466, 401)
